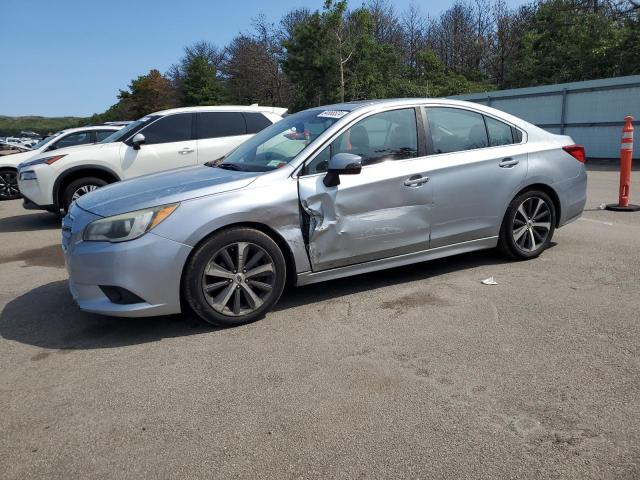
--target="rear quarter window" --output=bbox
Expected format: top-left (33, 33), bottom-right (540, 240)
top-left (244, 113), bottom-right (272, 134)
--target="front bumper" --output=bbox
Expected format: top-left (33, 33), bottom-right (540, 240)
top-left (17, 165), bottom-right (56, 209)
top-left (63, 205), bottom-right (193, 317)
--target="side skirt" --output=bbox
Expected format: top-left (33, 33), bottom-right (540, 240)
top-left (295, 236), bottom-right (499, 286)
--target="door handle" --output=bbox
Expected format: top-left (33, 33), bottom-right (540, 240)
top-left (179, 147), bottom-right (195, 155)
top-left (499, 157), bottom-right (519, 168)
top-left (403, 175), bottom-right (430, 187)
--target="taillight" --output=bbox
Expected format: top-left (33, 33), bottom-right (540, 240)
top-left (563, 144), bottom-right (586, 163)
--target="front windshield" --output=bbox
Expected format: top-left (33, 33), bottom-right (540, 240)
top-left (99, 116), bottom-right (158, 144)
top-left (218, 109), bottom-right (347, 172)
top-left (31, 131), bottom-right (63, 150)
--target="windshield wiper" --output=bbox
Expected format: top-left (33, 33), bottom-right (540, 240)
top-left (204, 156), bottom-right (225, 167)
top-left (216, 163), bottom-right (245, 171)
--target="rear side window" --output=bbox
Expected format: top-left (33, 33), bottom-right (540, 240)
top-left (197, 112), bottom-right (246, 139)
top-left (244, 113), bottom-right (272, 134)
top-left (485, 116), bottom-right (514, 147)
top-left (427, 108), bottom-right (488, 154)
top-left (95, 130), bottom-right (115, 142)
top-left (54, 131), bottom-right (93, 149)
top-left (141, 114), bottom-right (193, 144)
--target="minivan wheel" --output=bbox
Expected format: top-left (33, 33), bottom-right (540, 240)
top-left (498, 190), bottom-right (556, 260)
top-left (0, 169), bottom-right (20, 200)
top-left (62, 177), bottom-right (107, 211)
top-left (183, 227), bottom-right (287, 327)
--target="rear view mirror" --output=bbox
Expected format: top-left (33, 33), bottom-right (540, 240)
top-left (323, 153), bottom-right (362, 187)
top-left (131, 133), bottom-right (146, 150)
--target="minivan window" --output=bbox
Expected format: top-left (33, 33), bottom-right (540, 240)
top-left (485, 116), bottom-right (514, 147)
top-left (142, 114), bottom-right (193, 144)
top-left (54, 131), bottom-right (92, 149)
top-left (197, 112), bottom-right (246, 139)
top-left (244, 113), bottom-right (272, 134)
top-left (427, 107), bottom-right (488, 154)
top-left (95, 130), bottom-right (115, 142)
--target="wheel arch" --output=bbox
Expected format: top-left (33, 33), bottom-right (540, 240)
top-left (513, 183), bottom-right (562, 227)
top-left (180, 221), bottom-right (298, 294)
top-left (53, 165), bottom-right (121, 208)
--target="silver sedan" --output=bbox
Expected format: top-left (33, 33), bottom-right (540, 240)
top-left (62, 99), bottom-right (587, 326)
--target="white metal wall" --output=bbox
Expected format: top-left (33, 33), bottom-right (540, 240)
top-left (451, 75), bottom-right (640, 159)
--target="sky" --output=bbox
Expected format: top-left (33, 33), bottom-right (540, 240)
top-left (0, 0), bottom-right (527, 117)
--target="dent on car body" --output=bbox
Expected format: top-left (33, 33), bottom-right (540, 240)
top-left (298, 179), bottom-right (428, 269)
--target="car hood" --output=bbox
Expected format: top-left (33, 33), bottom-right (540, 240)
top-left (26, 141), bottom-right (118, 164)
top-left (76, 165), bottom-right (259, 217)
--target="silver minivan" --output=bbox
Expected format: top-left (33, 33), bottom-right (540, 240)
top-left (62, 99), bottom-right (587, 326)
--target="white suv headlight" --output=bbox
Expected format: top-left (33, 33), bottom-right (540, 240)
top-left (83, 203), bottom-right (179, 243)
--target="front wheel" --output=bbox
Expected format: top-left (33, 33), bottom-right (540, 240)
top-left (498, 190), bottom-right (556, 260)
top-left (62, 177), bottom-right (108, 211)
top-left (0, 169), bottom-right (21, 200)
top-left (183, 227), bottom-right (287, 327)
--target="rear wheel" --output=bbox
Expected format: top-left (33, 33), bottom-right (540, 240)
top-left (0, 169), bottom-right (20, 200)
top-left (498, 190), bottom-right (556, 260)
top-left (62, 177), bottom-right (107, 211)
top-left (183, 227), bottom-right (286, 327)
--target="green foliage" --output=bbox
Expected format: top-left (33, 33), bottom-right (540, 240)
top-left (0, 116), bottom-right (87, 137)
top-left (181, 56), bottom-right (226, 106)
top-left (282, 10), bottom-right (340, 109)
top-left (507, 0), bottom-right (639, 87)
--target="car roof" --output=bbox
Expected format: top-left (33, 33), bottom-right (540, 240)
top-left (314, 97), bottom-right (542, 134)
top-left (317, 97), bottom-right (498, 111)
top-left (150, 105), bottom-right (288, 116)
top-left (58, 125), bottom-right (121, 135)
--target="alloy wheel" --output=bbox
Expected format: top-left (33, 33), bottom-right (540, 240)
top-left (512, 196), bottom-right (552, 252)
top-left (202, 242), bottom-right (276, 317)
top-left (71, 184), bottom-right (99, 202)
top-left (0, 171), bottom-right (20, 199)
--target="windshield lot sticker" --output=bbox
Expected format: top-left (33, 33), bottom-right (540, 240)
top-left (317, 110), bottom-right (348, 119)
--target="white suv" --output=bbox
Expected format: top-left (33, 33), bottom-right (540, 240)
top-left (0, 125), bottom-right (121, 201)
top-left (17, 106), bottom-right (286, 212)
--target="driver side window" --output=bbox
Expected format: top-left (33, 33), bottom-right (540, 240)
top-left (303, 108), bottom-right (418, 174)
top-left (140, 114), bottom-right (193, 145)
top-left (52, 131), bottom-right (92, 150)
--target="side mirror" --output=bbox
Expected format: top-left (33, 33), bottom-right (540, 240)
top-left (131, 133), bottom-right (146, 150)
top-left (323, 153), bottom-right (362, 187)
top-left (46, 144), bottom-right (57, 151)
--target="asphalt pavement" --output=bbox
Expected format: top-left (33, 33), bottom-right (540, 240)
top-left (1, 167), bottom-right (639, 479)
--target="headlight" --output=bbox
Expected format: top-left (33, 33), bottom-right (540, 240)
top-left (20, 170), bottom-right (37, 180)
top-left (83, 203), bottom-right (179, 243)
top-left (20, 154), bottom-right (67, 168)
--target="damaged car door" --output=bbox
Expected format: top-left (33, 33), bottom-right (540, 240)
top-left (298, 107), bottom-right (433, 271)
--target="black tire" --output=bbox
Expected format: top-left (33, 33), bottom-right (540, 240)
top-left (498, 189), bottom-right (556, 260)
top-left (0, 169), bottom-right (21, 200)
top-left (61, 177), bottom-right (108, 211)
top-left (183, 227), bottom-right (287, 327)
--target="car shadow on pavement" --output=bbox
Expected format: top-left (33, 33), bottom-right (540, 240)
top-left (0, 212), bottom-right (61, 233)
top-left (0, 249), bottom-right (512, 350)
top-left (276, 249), bottom-right (513, 311)
top-left (0, 281), bottom-right (212, 350)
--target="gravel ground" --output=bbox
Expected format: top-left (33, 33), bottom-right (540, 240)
top-left (0, 167), bottom-right (639, 479)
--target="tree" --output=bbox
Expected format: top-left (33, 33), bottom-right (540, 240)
top-left (170, 41), bottom-right (226, 106)
top-left (282, 9), bottom-right (340, 108)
